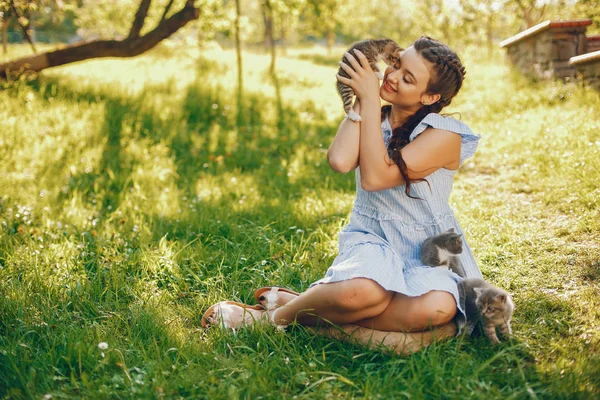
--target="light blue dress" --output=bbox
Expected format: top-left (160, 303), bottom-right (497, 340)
top-left (310, 113), bottom-right (483, 334)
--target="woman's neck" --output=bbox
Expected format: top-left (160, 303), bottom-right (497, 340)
top-left (389, 104), bottom-right (421, 129)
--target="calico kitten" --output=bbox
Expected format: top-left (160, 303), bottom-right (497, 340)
top-left (337, 38), bottom-right (403, 122)
top-left (459, 278), bottom-right (514, 344)
top-left (420, 228), bottom-right (466, 278)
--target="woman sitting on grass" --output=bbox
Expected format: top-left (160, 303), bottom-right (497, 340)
top-left (202, 36), bottom-right (482, 354)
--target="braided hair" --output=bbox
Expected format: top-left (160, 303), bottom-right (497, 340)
top-left (385, 36), bottom-right (466, 198)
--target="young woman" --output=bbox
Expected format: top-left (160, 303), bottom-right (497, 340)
top-left (202, 36), bottom-right (482, 353)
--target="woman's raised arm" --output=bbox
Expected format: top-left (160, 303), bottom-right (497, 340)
top-left (327, 100), bottom-right (361, 173)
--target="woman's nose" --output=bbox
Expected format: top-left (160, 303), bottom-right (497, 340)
top-left (387, 69), bottom-right (400, 83)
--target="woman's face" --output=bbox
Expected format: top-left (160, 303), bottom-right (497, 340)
top-left (380, 46), bottom-right (437, 109)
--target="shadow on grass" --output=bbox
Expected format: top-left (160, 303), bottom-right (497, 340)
top-left (2, 60), bottom-right (600, 398)
top-left (2, 59), bottom-right (350, 296)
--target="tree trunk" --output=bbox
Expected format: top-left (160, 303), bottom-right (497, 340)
top-left (234, 0), bottom-right (244, 126)
top-left (262, 1), bottom-right (272, 51)
top-left (0, 1), bottom-right (199, 79)
top-left (486, 13), bottom-right (494, 57)
top-left (2, 18), bottom-right (9, 55)
top-left (280, 24), bottom-right (287, 57)
top-left (263, 0), bottom-right (275, 74)
top-left (326, 30), bottom-right (335, 56)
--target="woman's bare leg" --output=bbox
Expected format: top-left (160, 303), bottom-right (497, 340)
top-left (271, 278), bottom-right (394, 326)
top-left (355, 290), bottom-right (457, 331)
top-left (312, 321), bottom-right (457, 355)
top-left (266, 284), bottom-right (458, 355)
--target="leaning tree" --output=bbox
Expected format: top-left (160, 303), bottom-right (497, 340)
top-left (0, 0), bottom-right (200, 79)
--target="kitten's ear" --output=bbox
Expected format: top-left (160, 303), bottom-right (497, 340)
top-left (447, 228), bottom-right (455, 233)
top-left (496, 294), bottom-right (507, 304)
top-left (473, 287), bottom-right (484, 299)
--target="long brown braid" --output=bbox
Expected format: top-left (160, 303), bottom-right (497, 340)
top-left (385, 36), bottom-right (466, 198)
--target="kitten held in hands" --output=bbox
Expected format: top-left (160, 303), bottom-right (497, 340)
top-left (420, 228), bottom-right (466, 278)
top-left (336, 38), bottom-right (403, 122)
top-left (459, 278), bottom-right (515, 344)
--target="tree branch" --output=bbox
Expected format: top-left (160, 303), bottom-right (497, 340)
top-left (161, 0), bottom-right (176, 22)
top-left (1, 1), bottom-right (200, 79)
top-left (128, 0), bottom-right (152, 39)
top-left (537, 4), bottom-right (547, 22)
top-left (9, 0), bottom-right (36, 53)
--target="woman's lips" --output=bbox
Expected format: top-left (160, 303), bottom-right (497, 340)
top-left (383, 80), bottom-right (396, 93)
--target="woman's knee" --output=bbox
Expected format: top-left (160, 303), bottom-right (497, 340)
top-left (414, 291), bottom-right (457, 328)
top-left (327, 278), bottom-right (392, 312)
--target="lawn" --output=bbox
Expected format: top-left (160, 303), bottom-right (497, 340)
top-left (0, 42), bottom-right (599, 399)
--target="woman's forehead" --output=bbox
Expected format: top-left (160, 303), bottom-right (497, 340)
top-left (400, 46), bottom-right (431, 82)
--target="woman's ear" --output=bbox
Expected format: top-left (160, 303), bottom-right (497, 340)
top-left (421, 93), bottom-right (441, 106)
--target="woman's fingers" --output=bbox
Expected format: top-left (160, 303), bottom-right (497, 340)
top-left (336, 74), bottom-right (353, 86)
top-left (353, 49), bottom-right (373, 72)
top-left (344, 52), bottom-right (363, 72)
top-left (338, 61), bottom-right (358, 78)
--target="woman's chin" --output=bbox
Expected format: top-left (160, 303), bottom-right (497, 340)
top-left (379, 89), bottom-right (393, 103)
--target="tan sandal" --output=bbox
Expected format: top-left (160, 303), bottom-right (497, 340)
top-left (201, 301), bottom-right (267, 329)
top-left (253, 287), bottom-right (300, 310)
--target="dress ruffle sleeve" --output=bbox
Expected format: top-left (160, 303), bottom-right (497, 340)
top-left (409, 113), bottom-right (481, 166)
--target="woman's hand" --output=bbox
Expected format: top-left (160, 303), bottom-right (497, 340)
top-left (336, 49), bottom-right (380, 103)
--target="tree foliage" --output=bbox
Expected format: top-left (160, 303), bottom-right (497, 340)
top-left (1, 0), bottom-right (599, 58)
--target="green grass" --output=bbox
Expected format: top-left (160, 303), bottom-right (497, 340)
top-left (1, 42), bottom-right (599, 398)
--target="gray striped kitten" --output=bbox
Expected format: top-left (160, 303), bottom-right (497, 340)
top-left (420, 228), bottom-right (466, 278)
top-left (337, 38), bottom-right (403, 121)
top-left (459, 278), bottom-right (514, 344)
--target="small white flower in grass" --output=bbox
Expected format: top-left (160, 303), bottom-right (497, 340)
top-left (261, 260), bottom-right (267, 266)
top-left (98, 342), bottom-right (109, 350)
top-left (43, 394), bottom-right (52, 400)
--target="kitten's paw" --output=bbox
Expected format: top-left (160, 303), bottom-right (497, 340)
top-left (375, 70), bottom-right (384, 80)
top-left (347, 110), bottom-right (362, 122)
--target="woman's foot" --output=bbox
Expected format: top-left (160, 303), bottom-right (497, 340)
top-left (253, 287), bottom-right (300, 310)
top-left (201, 301), bottom-right (268, 329)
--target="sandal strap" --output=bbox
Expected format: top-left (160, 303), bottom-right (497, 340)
top-left (253, 286), bottom-right (300, 305)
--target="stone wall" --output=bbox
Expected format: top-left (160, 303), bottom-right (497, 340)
top-left (570, 51), bottom-right (600, 91)
top-left (500, 20), bottom-right (592, 80)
